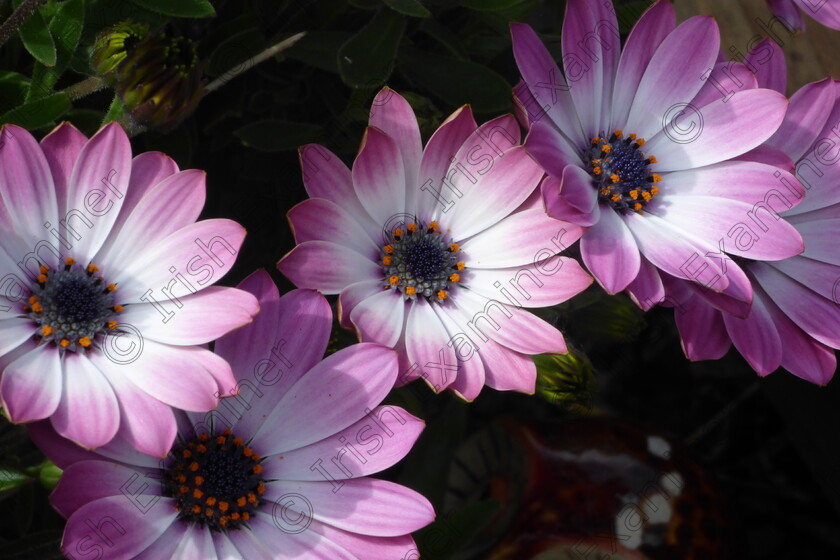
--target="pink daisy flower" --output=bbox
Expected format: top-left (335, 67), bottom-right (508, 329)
top-left (277, 88), bottom-right (593, 401)
top-left (511, 0), bottom-right (804, 305)
top-left (29, 270), bottom-right (433, 559)
top-left (666, 44), bottom-right (840, 385)
top-left (0, 122), bottom-right (258, 455)
top-left (767, 0), bottom-right (840, 32)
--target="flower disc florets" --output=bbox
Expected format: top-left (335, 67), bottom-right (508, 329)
top-left (163, 429), bottom-right (266, 533)
top-left (380, 221), bottom-right (465, 302)
top-left (588, 130), bottom-right (661, 214)
top-left (26, 257), bottom-right (123, 354)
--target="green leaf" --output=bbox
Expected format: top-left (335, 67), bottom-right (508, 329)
top-left (17, 4), bottom-right (57, 67)
top-left (234, 120), bottom-right (322, 152)
top-left (398, 48), bottom-right (510, 113)
top-left (0, 467), bottom-right (30, 492)
top-left (128, 0), bottom-right (215, 18)
top-left (338, 9), bottom-right (405, 88)
top-left (460, 0), bottom-right (524, 10)
top-left (27, 0), bottom-right (85, 101)
top-left (0, 92), bottom-right (71, 129)
top-left (102, 94), bottom-right (125, 126)
top-left (382, 0), bottom-right (430, 17)
top-left (615, 0), bottom-right (655, 33)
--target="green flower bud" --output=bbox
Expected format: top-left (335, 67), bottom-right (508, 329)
top-left (533, 347), bottom-right (596, 412)
top-left (92, 21), bottom-right (149, 78)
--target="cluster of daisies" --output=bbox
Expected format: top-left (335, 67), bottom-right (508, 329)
top-left (2, 0), bottom-right (840, 557)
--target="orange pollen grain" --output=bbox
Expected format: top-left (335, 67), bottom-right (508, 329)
top-left (215, 436), bottom-right (226, 445)
top-left (611, 194), bottom-right (621, 202)
top-left (449, 273), bottom-right (460, 282)
top-left (28, 296), bottom-right (38, 304)
top-left (32, 302), bottom-right (43, 312)
top-left (648, 155), bottom-right (657, 164)
top-left (60, 339), bottom-right (70, 348)
top-left (405, 286), bottom-right (417, 296)
top-left (651, 186), bottom-right (660, 196)
top-left (37, 274), bottom-right (47, 283)
top-left (393, 228), bottom-right (403, 237)
top-left (389, 275), bottom-right (399, 286)
top-left (87, 264), bottom-right (98, 273)
top-left (39, 265), bottom-right (49, 274)
top-left (642, 191), bottom-right (652, 202)
top-left (634, 202), bottom-right (643, 211)
top-left (652, 173), bottom-right (662, 183)
top-left (257, 483), bottom-right (266, 495)
top-left (437, 290), bottom-right (447, 300)
top-left (206, 497), bottom-right (217, 506)
top-left (407, 223), bottom-right (417, 232)
top-left (243, 447), bottom-right (253, 457)
top-left (193, 488), bottom-right (203, 499)
top-left (429, 221), bottom-right (439, 230)
top-left (192, 505), bottom-right (201, 514)
top-left (384, 245), bottom-right (394, 254)
top-left (107, 320), bottom-right (118, 330)
top-left (194, 476), bottom-right (204, 486)
top-left (180, 486), bottom-right (189, 494)
top-left (593, 166), bottom-right (602, 175)
top-left (107, 283), bottom-right (116, 292)
top-left (602, 145), bottom-right (611, 153)
top-left (65, 258), bottom-right (75, 266)
top-left (456, 262), bottom-right (465, 270)
top-left (197, 444), bottom-right (206, 453)
top-left (233, 438), bottom-right (243, 446)
top-left (629, 190), bottom-right (639, 200)
top-left (247, 493), bottom-right (257, 504)
top-left (237, 497), bottom-right (247, 507)
top-left (219, 502), bottom-right (229, 512)
top-left (610, 174), bottom-right (620, 183)
top-left (41, 325), bottom-right (52, 336)
top-left (382, 256), bottom-right (392, 266)
top-left (230, 512), bottom-right (240, 520)
top-left (449, 243), bottom-right (460, 252)
top-left (253, 465), bottom-right (264, 474)
top-left (636, 138), bottom-right (645, 147)
top-left (205, 509), bottom-right (213, 517)
top-left (113, 304), bottom-right (124, 312)
top-left (242, 512), bottom-right (250, 521)
top-left (614, 129), bottom-right (623, 138)
top-left (189, 462), bottom-right (199, 472)
top-left (79, 337), bottom-right (91, 347)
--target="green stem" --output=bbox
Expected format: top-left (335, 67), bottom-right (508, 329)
top-left (204, 31), bottom-right (306, 93)
top-left (0, 0), bottom-right (46, 51)
top-left (63, 76), bottom-right (108, 101)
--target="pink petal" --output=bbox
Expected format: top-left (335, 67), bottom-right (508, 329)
top-left (745, 38), bottom-right (787, 94)
top-left (431, 302), bottom-right (486, 400)
top-left (454, 288), bottom-right (566, 355)
top-left (369, 88), bottom-right (422, 198)
top-left (62, 496), bottom-right (178, 558)
top-left (625, 256), bottom-right (666, 310)
top-left (350, 289), bottom-right (405, 347)
top-left (338, 279), bottom-right (383, 329)
top-left (288, 197), bottom-right (379, 255)
top-left (265, 478), bottom-right (434, 537)
top-left (114, 218), bottom-right (247, 302)
top-left (279, 240), bottom-right (379, 295)
top-left (262, 405), bottom-right (424, 480)
top-left (415, 105), bottom-right (478, 221)
top-left (767, 78), bottom-right (834, 162)
top-left (95, 170), bottom-right (206, 270)
top-left (50, 353), bottom-right (119, 449)
top-left (580, 207), bottom-right (641, 294)
top-left (117, 286), bottom-right (258, 346)
top-left (40, 122), bottom-right (87, 219)
top-left (448, 146), bottom-right (544, 239)
top-left (645, 89), bottom-right (788, 171)
top-left (542, 167), bottom-right (601, 227)
top-left (52, 460), bottom-right (161, 518)
top-left (0, 345), bottom-right (62, 423)
top-left (462, 208), bottom-right (582, 269)
top-left (723, 289), bottom-right (782, 375)
top-left (467, 258), bottom-right (592, 308)
top-left (672, 289), bottom-right (731, 360)
top-left (510, 22), bottom-right (582, 139)
top-left (611, 0), bottom-right (676, 126)
top-left (624, 16), bottom-right (719, 141)
top-left (253, 343), bottom-right (398, 454)
top-left (65, 123), bottom-right (133, 262)
top-left (691, 61), bottom-right (757, 108)
top-left (352, 127), bottom-right (405, 227)
top-left (562, 0), bottom-right (620, 137)
top-left (524, 120), bottom-right (585, 182)
top-left (405, 300), bottom-right (457, 392)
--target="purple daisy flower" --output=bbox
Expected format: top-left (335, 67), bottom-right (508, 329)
top-left (767, 0), bottom-right (840, 32)
top-left (511, 0), bottom-right (804, 304)
top-left (29, 270), bottom-right (433, 559)
top-left (666, 44), bottom-right (840, 384)
top-left (277, 88), bottom-right (593, 401)
top-left (0, 122), bottom-right (259, 455)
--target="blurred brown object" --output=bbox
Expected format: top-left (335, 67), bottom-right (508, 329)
top-left (674, 0), bottom-right (840, 94)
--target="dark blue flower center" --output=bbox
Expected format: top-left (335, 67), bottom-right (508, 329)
top-left (27, 258), bottom-right (123, 354)
top-left (164, 430), bottom-right (266, 533)
top-left (380, 221), bottom-right (465, 302)
top-left (586, 130), bottom-right (661, 214)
